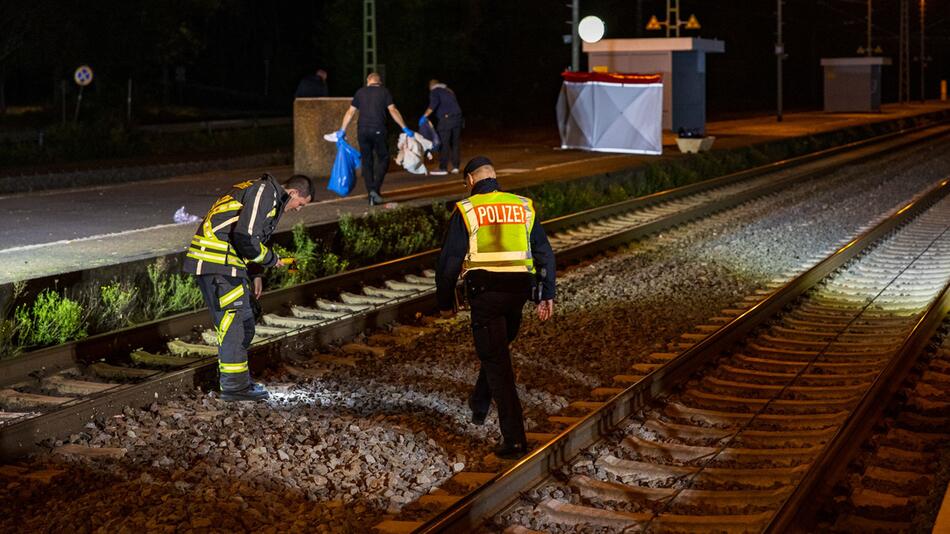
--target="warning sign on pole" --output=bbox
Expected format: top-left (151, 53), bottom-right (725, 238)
top-left (73, 65), bottom-right (94, 87)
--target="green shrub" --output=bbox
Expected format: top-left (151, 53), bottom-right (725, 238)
top-left (86, 280), bottom-right (139, 331)
top-left (142, 259), bottom-right (203, 320)
top-left (338, 204), bottom-right (446, 264)
top-left (266, 223), bottom-right (351, 289)
top-left (14, 289), bottom-right (87, 347)
top-left (0, 281), bottom-right (25, 360)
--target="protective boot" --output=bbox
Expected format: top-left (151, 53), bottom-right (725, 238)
top-left (220, 382), bottom-right (270, 402)
top-left (493, 440), bottom-right (528, 460)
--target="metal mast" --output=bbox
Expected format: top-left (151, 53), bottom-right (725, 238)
top-left (776, 0), bottom-right (784, 122)
top-left (899, 0), bottom-right (910, 102)
top-left (363, 0), bottom-right (377, 77)
top-left (667, 0), bottom-right (681, 37)
top-left (571, 0), bottom-right (579, 71)
top-left (919, 0), bottom-right (926, 102)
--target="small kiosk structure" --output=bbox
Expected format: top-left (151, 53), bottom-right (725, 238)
top-left (583, 37), bottom-right (724, 133)
top-left (820, 57), bottom-right (891, 112)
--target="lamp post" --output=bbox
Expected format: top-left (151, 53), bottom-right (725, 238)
top-left (776, 0), bottom-right (784, 122)
top-left (919, 0), bottom-right (926, 102)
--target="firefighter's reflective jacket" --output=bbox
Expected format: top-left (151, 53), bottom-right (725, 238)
top-left (182, 174), bottom-right (288, 278)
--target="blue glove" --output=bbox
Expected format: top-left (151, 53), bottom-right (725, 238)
top-left (336, 129), bottom-right (346, 139)
top-left (402, 127), bottom-right (414, 138)
top-left (418, 116), bottom-right (427, 127)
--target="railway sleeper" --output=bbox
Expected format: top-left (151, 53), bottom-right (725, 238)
top-left (879, 427), bottom-right (950, 450)
top-left (767, 325), bottom-right (907, 340)
top-left (262, 313), bottom-right (327, 329)
top-left (41, 374), bottom-right (115, 396)
top-left (533, 497), bottom-right (774, 532)
top-left (781, 317), bottom-right (907, 332)
top-left (731, 353), bottom-right (884, 373)
top-left (598, 453), bottom-right (809, 489)
top-left (618, 435), bottom-right (820, 467)
top-left (754, 333), bottom-right (903, 352)
top-left (340, 291), bottom-right (390, 305)
top-left (681, 388), bottom-right (860, 412)
top-left (745, 343), bottom-right (892, 361)
top-left (290, 305), bottom-right (346, 320)
top-left (0, 389), bottom-right (72, 409)
top-left (848, 487), bottom-right (915, 520)
top-left (315, 298), bottom-right (368, 313)
top-left (715, 364), bottom-right (876, 386)
top-left (832, 514), bottom-right (911, 533)
top-left (362, 285), bottom-right (413, 299)
top-left (700, 376), bottom-right (867, 399)
top-left (860, 465), bottom-right (934, 495)
top-left (640, 418), bottom-right (834, 448)
top-left (570, 475), bottom-right (791, 510)
top-left (131, 349), bottom-right (202, 367)
top-left (85, 363), bottom-right (158, 382)
top-left (663, 402), bottom-right (846, 429)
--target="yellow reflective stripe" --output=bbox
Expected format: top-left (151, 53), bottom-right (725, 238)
top-left (469, 251), bottom-right (531, 262)
top-left (209, 201), bottom-right (243, 216)
top-left (211, 216), bottom-right (241, 234)
top-left (266, 208), bottom-right (277, 217)
top-left (218, 361), bottom-right (249, 374)
top-left (216, 309), bottom-right (236, 344)
top-left (186, 250), bottom-right (246, 268)
top-left (465, 265), bottom-right (532, 273)
top-left (191, 237), bottom-right (230, 251)
top-left (252, 243), bottom-right (268, 263)
top-left (219, 285), bottom-right (245, 308)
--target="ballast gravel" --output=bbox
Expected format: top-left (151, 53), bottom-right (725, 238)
top-left (3, 140), bottom-right (950, 533)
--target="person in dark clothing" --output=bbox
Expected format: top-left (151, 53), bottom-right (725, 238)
top-left (294, 69), bottom-right (328, 98)
top-left (420, 79), bottom-right (463, 175)
top-left (183, 174), bottom-right (313, 401)
top-left (436, 156), bottom-right (556, 460)
top-left (338, 72), bottom-right (413, 206)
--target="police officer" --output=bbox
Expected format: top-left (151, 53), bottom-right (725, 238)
top-left (436, 156), bottom-right (556, 459)
top-left (338, 72), bottom-right (414, 206)
top-left (183, 174), bottom-right (313, 401)
top-left (420, 79), bottom-right (463, 175)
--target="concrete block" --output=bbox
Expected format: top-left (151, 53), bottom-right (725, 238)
top-left (294, 98), bottom-right (358, 179)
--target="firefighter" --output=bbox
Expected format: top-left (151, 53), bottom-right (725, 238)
top-left (183, 174), bottom-right (313, 401)
top-left (435, 156), bottom-right (556, 459)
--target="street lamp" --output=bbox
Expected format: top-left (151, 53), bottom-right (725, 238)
top-left (578, 16), bottom-right (605, 44)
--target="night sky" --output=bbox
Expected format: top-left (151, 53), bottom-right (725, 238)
top-left (1, 0), bottom-right (948, 125)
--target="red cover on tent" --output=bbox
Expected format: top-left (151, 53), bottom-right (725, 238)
top-left (561, 71), bottom-right (662, 84)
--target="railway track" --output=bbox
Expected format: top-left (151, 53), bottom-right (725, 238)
top-left (402, 178), bottom-right (950, 533)
top-left (807, 320), bottom-right (950, 533)
top-left (0, 123), bottom-right (948, 465)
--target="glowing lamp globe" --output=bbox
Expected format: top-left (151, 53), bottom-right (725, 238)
top-left (578, 16), bottom-right (605, 44)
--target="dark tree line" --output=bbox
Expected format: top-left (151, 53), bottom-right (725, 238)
top-left (1, 0), bottom-right (947, 125)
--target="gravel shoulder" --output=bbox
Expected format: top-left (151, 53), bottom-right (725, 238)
top-left (2, 140), bottom-right (949, 532)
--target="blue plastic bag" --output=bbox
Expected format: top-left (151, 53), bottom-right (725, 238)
top-left (328, 137), bottom-right (361, 197)
top-left (419, 119), bottom-right (441, 152)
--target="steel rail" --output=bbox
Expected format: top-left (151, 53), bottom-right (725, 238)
top-left (412, 178), bottom-right (950, 533)
top-left (765, 202), bottom-right (950, 533)
top-left (1, 125), bottom-right (948, 460)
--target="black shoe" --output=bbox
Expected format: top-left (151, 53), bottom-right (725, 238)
top-left (493, 440), bottom-right (529, 460)
top-left (220, 383), bottom-right (270, 402)
top-left (468, 397), bottom-right (487, 426)
top-left (368, 191), bottom-right (385, 206)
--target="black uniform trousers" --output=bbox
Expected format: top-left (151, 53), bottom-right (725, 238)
top-left (196, 274), bottom-right (255, 392)
top-left (357, 128), bottom-right (389, 195)
top-left (468, 288), bottom-right (530, 446)
top-left (436, 115), bottom-right (462, 171)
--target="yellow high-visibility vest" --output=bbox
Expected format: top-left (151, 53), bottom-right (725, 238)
top-left (457, 191), bottom-right (535, 274)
